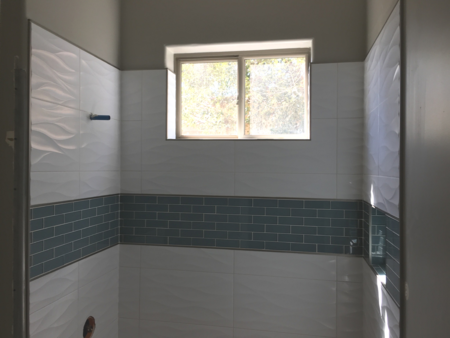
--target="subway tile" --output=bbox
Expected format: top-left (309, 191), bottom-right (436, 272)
top-left (104, 195), bottom-right (118, 204)
top-left (331, 236), bottom-right (360, 246)
top-left (291, 226), bottom-right (318, 235)
top-left (54, 243), bottom-right (72, 257)
top-left (181, 229), bottom-right (204, 238)
top-left (191, 221), bottom-right (215, 230)
top-left (278, 216), bottom-right (304, 225)
top-left (89, 197), bottom-right (103, 208)
top-left (253, 233), bottom-right (277, 241)
top-left (278, 234), bottom-right (304, 243)
top-left (318, 209), bottom-right (345, 218)
top-left (146, 236), bottom-right (168, 244)
top-left (181, 213), bottom-right (203, 221)
top-left (205, 214), bottom-right (228, 222)
top-left (305, 218), bottom-right (331, 227)
top-left (43, 215), bottom-right (65, 228)
top-left (229, 198), bottom-right (252, 206)
top-left (253, 215), bottom-right (277, 224)
top-left (318, 245), bottom-right (344, 254)
top-left (146, 204), bottom-right (169, 212)
top-left (120, 195), bottom-right (135, 203)
top-left (205, 230), bottom-right (227, 239)
top-left (241, 207), bottom-right (265, 215)
top-left (30, 264), bottom-right (43, 279)
top-left (135, 228), bottom-right (157, 236)
top-left (73, 219), bottom-right (90, 231)
top-left (216, 223), bottom-right (240, 231)
top-left (64, 231), bottom-right (81, 243)
top-left (228, 215), bottom-right (253, 223)
top-left (65, 249), bottom-right (81, 264)
top-left (30, 241), bottom-right (43, 255)
top-left (217, 206), bottom-right (241, 214)
top-left (104, 212), bottom-right (117, 222)
top-left (82, 226), bottom-right (97, 238)
top-left (305, 235), bottom-right (330, 244)
top-left (240, 240), bottom-right (265, 250)
top-left (305, 200), bottom-right (330, 209)
top-left (291, 209), bottom-right (317, 217)
top-left (33, 228), bottom-right (54, 242)
top-left (73, 238), bottom-right (89, 250)
top-left (318, 227), bottom-right (345, 236)
top-left (169, 204), bottom-right (192, 213)
top-left (158, 212), bottom-right (180, 220)
top-left (240, 223), bottom-right (265, 232)
top-left (81, 243), bottom-right (97, 256)
top-left (55, 203), bottom-right (74, 215)
top-left (89, 215), bottom-right (103, 226)
top-left (135, 211), bottom-right (157, 220)
top-left (32, 249), bottom-right (54, 265)
top-left (32, 205), bottom-right (54, 219)
top-left (96, 222), bottom-right (110, 233)
top-left (192, 238), bottom-right (215, 247)
top-left (331, 219), bottom-right (359, 228)
top-left (44, 235), bottom-right (65, 250)
top-left (278, 199), bottom-right (304, 208)
top-left (266, 208), bottom-right (290, 216)
top-left (135, 195), bottom-right (157, 203)
top-left (330, 201), bottom-right (358, 210)
top-left (216, 239), bottom-right (240, 248)
top-left (253, 199), bottom-right (277, 207)
top-left (96, 238), bottom-right (110, 250)
top-left (157, 229), bottom-right (179, 237)
top-left (180, 196), bottom-right (204, 205)
top-left (43, 256), bottom-right (65, 273)
top-left (122, 203), bottom-right (146, 211)
top-left (291, 243), bottom-right (317, 253)
top-left (169, 237), bottom-right (192, 246)
top-left (145, 220), bottom-right (168, 228)
top-left (266, 224), bottom-right (290, 233)
top-left (168, 220), bottom-right (191, 229)
top-left (30, 219), bottom-right (44, 231)
top-left (192, 205), bottom-right (215, 213)
top-left (74, 200), bottom-right (90, 211)
top-left (265, 242), bottom-right (290, 251)
top-left (81, 208), bottom-right (96, 219)
top-left (204, 197), bottom-right (228, 205)
top-left (228, 232), bottom-right (252, 240)
top-left (122, 235), bottom-right (145, 244)
top-left (64, 211), bottom-right (81, 223)
top-left (158, 196), bottom-right (180, 204)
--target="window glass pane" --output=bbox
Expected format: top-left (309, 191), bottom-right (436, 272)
top-left (245, 57), bottom-right (307, 135)
top-left (181, 61), bottom-right (238, 136)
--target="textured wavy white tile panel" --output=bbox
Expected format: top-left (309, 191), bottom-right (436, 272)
top-left (121, 171), bottom-right (142, 193)
top-left (233, 274), bottom-right (336, 337)
top-left (140, 246), bottom-right (233, 274)
top-left (337, 174), bottom-right (362, 200)
top-left (234, 250), bottom-right (336, 281)
top-left (30, 263), bottom-right (78, 314)
top-left (30, 172), bottom-right (79, 205)
top-left (141, 138), bottom-right (235, 172)
top-left (234, 329), bottom-right (321, 338)
top-left (30, 290), bottom-right (78, 338)
top-left (337, 63), bottom-right (364, 118)
top-left (363, 263), bottom-right (384, 338)
top-left (310, 64), bottom-right (338, 119)
top-left (30, 98), bottom-right (80, 172)
top-left (378, 97), bottom-right (400, 178)
top-left (336, 256), bottom-right (363, 283)
top-left (121, 71), bottom-right (142, 121)
top-left (376, 177), bottom-right (399, 218)
top-left (140, 269), bottom-right (233, 327)
top-left (78, 245), bottom-right (119, 288)
top-left (140, 321), bottom-right (233, 338)
top-left (141, 171), bottom-right (234, 196)
top-left (79, 171), bottom-right (120, 199)
top-left (140, 112), bottom-right (166, 142)
top-left (119, 244), bottom-right (141, 268)
top-left (78, 268), bottom-right (119, 338)
top-left (363, 107), bottom-right (379, 176)
top-left (80, 114), bottom-right (120, 171)
top-left (337, 118), bottom-right (363, 175)
top-left (119, 318), bottom-right (139, 338)
top-left (362, 175), bottom-right (378, 206)
top-left (119, 267), bottom-right (140, 319)
top-left (31, 24), bottom-right (80, 109)
top-left (381, 286), bottom-right (400, 338)
top-left (235, 119), bottom-right (337, 174)
top-left (142, 70), bottom-right (167, 121)
top-left (235, 173), bottom-right (336, 199)
top-left (337, 282), bottom-right (363, 338)
top-left (121, 121), bottom-right (141, 171)
top-left (80, 50), bottom-right (120, 120)
top-left (364, 43), bottom-right (380, 115)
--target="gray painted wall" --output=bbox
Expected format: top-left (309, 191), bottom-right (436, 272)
top-left (26, 0), bottom-right (121, 67)
top-left (402, 0), bottom-right (450, 336)
top-left (120, 0), bottom-right (366, 70)
top-left (366, 0), bottom-right (399, 53)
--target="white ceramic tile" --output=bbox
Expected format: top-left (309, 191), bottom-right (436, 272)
top-left (121, 121), bottom-right (141, 171)
top-left (80, 50), bottom-right (120, 120)
top-left (78, 245), bottom-right (119, 288)
top-left (235, 173), bottom-right (336, 199)
top-left (142, 70), bottom-right (167, 120)
top-left (363, 107), bottom-right (379, 176)
top-left (141, 138), bottom-right (235, 173)
top-left (119, 267), bottom-right (140, 319)
top-left (119, 318), bottom-right (139, 338)
top-left (381, 286), bottom-right (400, 338)
top-left (362, 175), bottom-right (378, 206)
top-left (310, 64), bottom-right (338, 119)
top-left (30, 172), bottom-right (79, 205)
top-left (364, 42), bottom-right (380, 115)
top-left (362, 263), bottom-right (385, 338)
top-left (140, 269), bottom-right (233, 327)
top-left (233, 274), bottom-right (336, 337)
top-left (30, 263), bottom-right (78, 314)
top-left (234, 251), bottom-right (336, 281)
top-left (121, 71), bottom-right (142, 121)
top-left (337, 282), bottom-right (363, 338)
top-left (30, 99), bottom-right (80, 172)
top-left (140, 321), bottom-right (233, 338)
top-left (337, 174), bottom-right (362, 200)
top-left (80, 113), bottom-right (120, 171)
top-left (337, 118), bottom-right (363, 174)
top-left (336, 256), bottom-right (363, 283)
top-left (378, 97), bottom-right (400, 178)
top-left (121, 171), bottom-right (142, 193)
top-left (140, 246), bottom-right (233, 274)
top-left (376, 176), bottom-right (399, 218)
top-left (141, 171), bottom-right (234, 196)
top-left (78, 268), bottom-right (119, 338)
top-left (235, 119), bottom-right (337, 174)
top-left (79, 171), bottom-right (120, 199)
top-left (31, 23), bottom-right (80, 109)
top-left (233, 329), bottom-right (320, 338)
top-left (338, 62), bottom-right (364, 118)
top-left (140, 112), bottom-right (166, 142)
top-left (30, 290), bottom-right (78, 338)
top-left (119, 244), bottom-right (141, 268)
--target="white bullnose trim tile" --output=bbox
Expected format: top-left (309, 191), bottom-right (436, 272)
top-left (234, 250), bottom-right (336, 281)
top-left (140, 321), bottom-right (233, 338)
top-left (310, 63), bottom-right (338, 119)
top-left (30, 171), bottom-right (79, 205)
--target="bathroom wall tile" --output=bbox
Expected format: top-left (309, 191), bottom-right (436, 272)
top-left (235, 119), bottom-right (337, 174)
top-left (234, 250), bottom-right (336, 281)
top-left (119, 318), bottom-right (139, 338)
top-left (119, 267), bottom-right (140, 319)
top-left (375, 177), bottom-right (399, 218)
top-left (381, 285), bottom-right (400, 338)
top-left (363, 107), bottom-right (379, 177)
top-left (140, 321), bottom-right (233, 338)
top-left (364, 43), bottom-right (380, 115)
top-left (31, 24), bottom-right (80, 109)
top-left (337, 175), bottom-right (362, 200)
top-left (80, 115), bottom-right (120, 171)
top-left (362, 263), bottom-right (385, 338)
top-left (30, 263), bottom-right (78, 314)
top-left (167, 70), bottom-right (177, 139)
top-left (310, 64), bottom-right (338, 119)
top-left (141, 171), bottom-right (234, 196)
top-left (234, 329), bottom-right (321, 338)
top-left (142, 70), bottom-right (167, 121)
top-left (78, 268), bottom-right (119, 338)
top-left (121, 172), bottom-right (142, 193)
top-left (30, 290), bottom-right (78, 338)
top-left (378, 97), bottom-right (400, 178)
top-left (235, 173), bottom-right (336, 199)
top-left (80, 50), bottom-right (120, 120)
top-left (140, 269), bottom-right (233, 327)
top-left (78, 245), bottom-right (119, 287)
top-left (79, 171), bottom-right (120, 199)
top-left (121, 71), bottom-right (142, 121)
top-left (337, 118), bottom-right (363, 175)
top-left (30, 99), bottom-right (80, 172)
top-left (140, 246), bottom-right (233, 274)
top-left (336, 256), bottom-right (363, 283)
top-left (337, 62), bottom-right (364, 118)
top-left (233, 274), bottom-right (336, 337)
top-left (30, 172), bottom-right (79, 205)
top-left (119, 244), bottom-right (141, 268)
top-left (121, 121), bottom-right (141, 171)
top-left (337, 281), bottom-right (363, 338)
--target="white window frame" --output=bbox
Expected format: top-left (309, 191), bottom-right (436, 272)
top-left (175, 49), bottom-right (310, 140)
